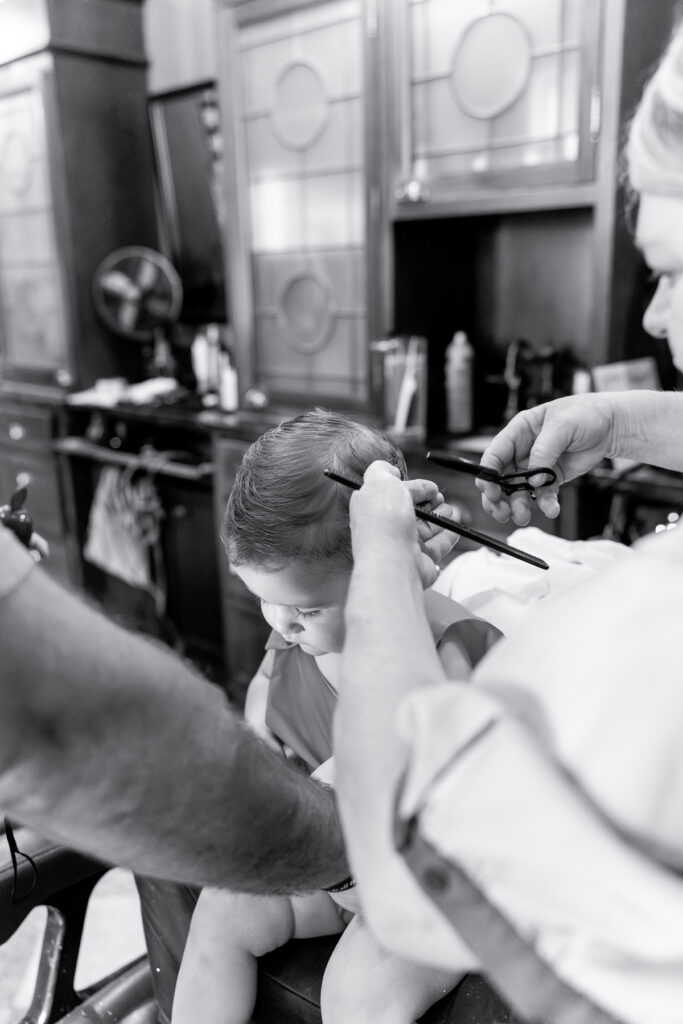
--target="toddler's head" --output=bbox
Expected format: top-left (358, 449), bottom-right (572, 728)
top-left (222, 409), bottom-right (406, 655)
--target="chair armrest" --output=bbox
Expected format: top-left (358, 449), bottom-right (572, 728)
top-left (0, 826), bottom-right (111, 1021)
top-left (0, 826), bottom-right (109, 942)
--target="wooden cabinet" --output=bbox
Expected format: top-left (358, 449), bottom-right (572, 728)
top-left (212, 434), bottom-right (270, 706)
top-left (216, 0), bottom-right (678, 430)
top-left (386, 0), bottom-right (680, 433)
top-left (0, 0), bottom-right (158, 393)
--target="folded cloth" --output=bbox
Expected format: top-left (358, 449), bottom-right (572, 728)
top-left (432, 527), bottom-right (631, 636)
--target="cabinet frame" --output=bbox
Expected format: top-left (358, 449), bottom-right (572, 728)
top-left (216, 0), bottom-right (387, 414)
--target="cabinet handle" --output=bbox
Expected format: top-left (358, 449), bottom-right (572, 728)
top-left (15, 471), bottom-right (32, 489)
top-left (8, 423), bottom-right (25, 441)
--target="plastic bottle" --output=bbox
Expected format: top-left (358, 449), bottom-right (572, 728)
top-left (191, 331), bottom-right (210, 394)
top-left (445, 330), bottom-right (473, 434)
top-left (219, 351), bottom-right (239, 412)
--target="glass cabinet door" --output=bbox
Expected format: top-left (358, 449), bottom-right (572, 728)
top-left (392, 0), bottom-right (602, 204)
top-left (219, 0), bottom-right (371, 407)
top-left (0, 56), bottom-right (73, 388)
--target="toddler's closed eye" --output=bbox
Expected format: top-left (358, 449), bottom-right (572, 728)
top-left (296, 609), bottom-right (321, 621)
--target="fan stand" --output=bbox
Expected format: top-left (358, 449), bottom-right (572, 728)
top-left (150, 327), bottom-right (175, 378)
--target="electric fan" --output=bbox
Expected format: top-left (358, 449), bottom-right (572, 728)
top-left (92, 246), bottom-right (183, 343)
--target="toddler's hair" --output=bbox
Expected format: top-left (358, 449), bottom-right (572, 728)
top-left (222, 408), bottom-right (407, 570)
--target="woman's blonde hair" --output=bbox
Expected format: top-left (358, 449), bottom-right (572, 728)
top-left (627, 12), bottom-right (683, 197)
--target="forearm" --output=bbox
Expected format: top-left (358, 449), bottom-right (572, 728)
top-left (609, 390), bottom-right (683, 470)
top-left (335, 541), bottom-right (446, 904)
top-left (0, 566), bottom-right (346, 892)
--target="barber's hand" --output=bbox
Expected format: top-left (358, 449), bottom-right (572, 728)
top-left (350, 462), bottom-right (442, 589)
top-left (477, 394), bottom-right (618, 527)
top-left (406, 477), bottom-right (459, 570)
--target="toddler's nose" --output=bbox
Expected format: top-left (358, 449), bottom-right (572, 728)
top-left (270, 606), bottom-right (304, 636)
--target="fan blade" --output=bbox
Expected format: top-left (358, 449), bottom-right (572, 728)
top-left (100, 270), bottom-right (141, 302)
top-left (136, 259), bottom-right (159, 292)
top-left (119, 298), bottom-right (142, 332)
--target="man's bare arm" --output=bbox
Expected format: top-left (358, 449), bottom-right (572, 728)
top-left (0, 536), bottom-right (346, 892)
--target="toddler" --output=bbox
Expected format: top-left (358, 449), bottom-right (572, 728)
top-left (172, 409), bottom-right (502, 1024)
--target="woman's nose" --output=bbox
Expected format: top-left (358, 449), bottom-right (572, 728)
top-left (643, 276), bottom-right (672, 339)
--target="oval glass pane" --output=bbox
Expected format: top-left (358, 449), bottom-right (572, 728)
top-left (451, 13), bottom-right (532, 120)
top-left (271, 61), bottom-right (329, 151)
top-left (279, 272), bottom-right (333, 354)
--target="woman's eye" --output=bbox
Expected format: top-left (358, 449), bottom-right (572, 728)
top-left (296, 608), bottom-right (320, 621)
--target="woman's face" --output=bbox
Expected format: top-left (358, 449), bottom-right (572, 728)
top-left (635, 193), bottom-right (683, 371)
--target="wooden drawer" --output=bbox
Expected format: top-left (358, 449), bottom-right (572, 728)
top-left (0, 402), bottom-right (53, 449)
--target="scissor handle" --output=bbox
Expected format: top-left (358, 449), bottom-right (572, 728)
top-left (426, 451), bottom-right (556, 496)
top-left (498, 467), bottom-right (557, 494)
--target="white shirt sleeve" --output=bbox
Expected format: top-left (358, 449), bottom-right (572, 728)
top-left (371, 525), bottom-right (683, 1024)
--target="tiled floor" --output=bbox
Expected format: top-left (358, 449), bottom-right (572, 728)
top-left (0, 868), bottom-right (147, 1023)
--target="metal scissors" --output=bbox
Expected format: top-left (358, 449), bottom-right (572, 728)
top-left (426, 451), bottom-right (557, 497)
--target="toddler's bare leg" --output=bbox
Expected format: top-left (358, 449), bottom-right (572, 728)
top-left (172, 888), bottom-right (297, 1024)
top-left (172, 888), bottom-right (345, 1024)
top-left (320, 915), bottom-right (461, 1024)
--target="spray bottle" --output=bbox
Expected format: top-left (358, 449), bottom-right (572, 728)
top-left (444, 330), bottom-right (473, 434)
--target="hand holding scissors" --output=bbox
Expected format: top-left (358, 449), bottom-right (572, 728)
top-left (463, 396), bottom-right (626, 527)
top-left (426, 452), bottom-right (557, 496)
top-left (426, 449), bottom-right (559, 532)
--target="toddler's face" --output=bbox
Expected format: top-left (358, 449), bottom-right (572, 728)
top-left (234, 560), bottom-right (350, 656)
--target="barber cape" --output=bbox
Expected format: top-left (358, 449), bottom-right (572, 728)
top-left (389, 524), bottom-right (683, 1024)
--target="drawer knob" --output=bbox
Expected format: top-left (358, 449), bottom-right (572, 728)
top-left (15, 471), bottom-right (32, 489)
top-left (8, 423), bottom-right (25, 441)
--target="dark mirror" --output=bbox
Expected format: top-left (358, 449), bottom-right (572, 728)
top-left (148, 81), bottom-right (228, 326)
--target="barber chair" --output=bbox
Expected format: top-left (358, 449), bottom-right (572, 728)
top-left (0, 827), bottom-right (520, 1024)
